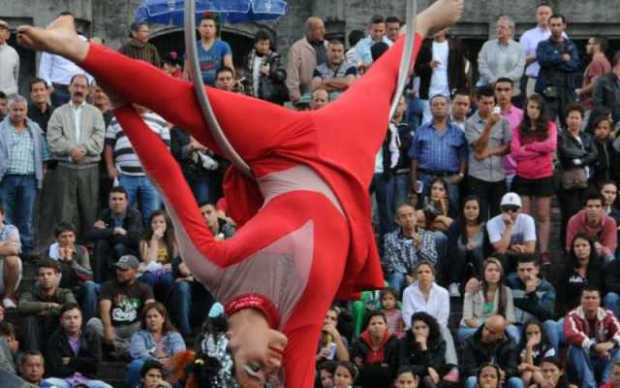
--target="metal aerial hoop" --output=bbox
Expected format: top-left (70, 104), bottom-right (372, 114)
top-left (182, 0), bottom-right (418, 179)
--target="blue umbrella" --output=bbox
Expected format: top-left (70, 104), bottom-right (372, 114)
top-left (134, 0), bottom-right (288, 25)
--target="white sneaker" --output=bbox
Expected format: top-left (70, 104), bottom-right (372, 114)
top-left (449, 283), bottom-right (461, 298)
top-left (2, 298), bottom-right (16, 309)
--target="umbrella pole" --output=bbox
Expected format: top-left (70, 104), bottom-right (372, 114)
top-left (389, 0), bottom-right (417, 119)
top-left (183, 0), bottom-right (253, 177)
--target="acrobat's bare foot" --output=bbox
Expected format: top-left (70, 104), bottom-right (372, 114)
top-left (416, 0), bottom-right (464, 37)
top-left (16, 15), bottom-right (88, 63)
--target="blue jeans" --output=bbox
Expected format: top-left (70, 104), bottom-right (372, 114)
top-left (419, 173), bottom-right (460, 215)
top-left (393, 174), bottom-right (411, 208)
top-left (118, 175), bottom-right (161, 223)
top-left (568, 346), bottom-right (620, 388)
top-left (465, 376), bottom-right (524, 388)
top-left (43, 377), bottom-right (112, 388)
top-left (432, 230), bottom-right (448, 268)
top-left (605, 292), bottom-right (620, 320)
top-left (544, 319), bottom-right (565, 354)
top-left (128, 359), bottom-right (145, 388)
top-left (170, 280), bottom-right (213, 336)
top-left (187, 175), bottom-right (210, 204)
top-left (78, 281), bottom-right (100, 322)
top-left (140, 270), bottom-right (174, 299)
top-left (406, 96), bottom-right (425, 131)
top-left (371, 173), bottom-right (396, 239)
top-left (0, 174), bottom-right (37, 254)
top-left (387, 272), bottom-right (406, 296)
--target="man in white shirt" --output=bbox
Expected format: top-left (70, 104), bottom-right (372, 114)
top-left (37, 12), bottom-right (92, 107)
top-left (519, 3), bottom-right (554, 97)
top-left (0, 20), bottom-right (19, 97)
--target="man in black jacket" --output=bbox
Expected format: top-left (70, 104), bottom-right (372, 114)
top-left (593, 52), bottom-right (620, 124)
top-left (42, 303), bottom-right (112, 387)
top-left (86, 186), bottom-right (143, 282)
top-left (461, 315), bottom-right (522, 388)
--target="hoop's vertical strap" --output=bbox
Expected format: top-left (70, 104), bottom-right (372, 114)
top-left (389, 0), bottom-right (417, 119)
top-left (184, 0), bottom-right (252, 177)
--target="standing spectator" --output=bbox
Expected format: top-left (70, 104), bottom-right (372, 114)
top-left (593, 52), bottom-right (620, 124)
top-left (0, 205), bottom-right (22, 309)
top-left (310, 88), bottom-right (329, 110)
top-left (409, 94), bottom-right (467, 211)
top-left (519, 3), bottom-right (554, 98)
top-left (47, 74), bottom-right (105, 239)
top-left (242, 30), bottom-right (288, 105)
top-left (86, 186), bottom-right (143, 283)
top-left (495, 78), bottom-right (522, 189)
top-left (477, 16), bottom-right (525, 100)
top-left (350, 311), bottom-right (399, 388)
top-left (461, 314), bottom-right (522, 388)
top-left (28, 78), bottom-right (55, 133)
top-left (119, 22), bottom-right (161, 68)
top-left (127, 302), bottom-right (185, 388)
top-left (0, 95), bottom-right (48, 255)
top-left (577, 37), bottom-right (611, 113)
top-left (285, 16), bottom-right (327, 103)
top-left (37, 12), bottom-right (92, 106)
top-left (311, 40), bottom-right (357, 100)
top-left (465, 86), bottom-right (512, 219)
top-left (385, 16), bottom-right (402, 43)
top-left (213, 66), bottom-right (236, 92)
top-left (345, 30), bottom-right (365, 67)
top-left (566, 191), bottom-right (617, 261)
top-left (90, 83), bottom-right (112, 126)
top-left (564, 287), bottom-right (620, 388)
top-left (392, 97), bottom-right (414, 207)
top-left (42, 304), bottom-right (111, 388)
top-left (535, 14), bottom-right (580, 127)
top-left (557, 104), bottom-right (598, 235)
top-left (185, 13), bottom-right (233, 86)
top-left (18, 351), bottom-right (45, 386)
top-left (511, 95), bottom-right (557, 262)
top-left (450, 89), bottom-right (471, 131)
top-left (47, 222), bottom-right (98, 322)
top-left (506, 255), bottom-right (556, 326)
top-left (383, 203), bottom-right (437, 294)
top-left (170, 127), bottom-right (216, 204)
top-left (105, 106), bottom-right (169, 222)
top-left (18, 259), bottom-right (77, 352)
top-left (87, 255), bottom-right (155, 359)
top-left (591, 115), bottom-right (617, 186)
top-left (162, 51), bottom-right (182, 79)
top-left (0, 20), bottom-right (19, 97)
top-left (352, 15), bottom-right (393, 68)
top-left (414, 29), bottom-right (468, 124)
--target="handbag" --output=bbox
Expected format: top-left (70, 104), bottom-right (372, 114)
top-left (560, 167), bottom-right (588, 190)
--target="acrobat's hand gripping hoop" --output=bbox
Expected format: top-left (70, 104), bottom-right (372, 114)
top-left (183, 0), bottom-right (418, 178)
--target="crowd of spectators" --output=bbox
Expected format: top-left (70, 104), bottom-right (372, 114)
top-left (0, 1), bottom-right (620, 387)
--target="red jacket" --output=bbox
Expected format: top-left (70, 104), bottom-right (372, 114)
top-left (565, 209), bottom-right (617, 256)
top-left (563, 306), bottom-right (620, 350)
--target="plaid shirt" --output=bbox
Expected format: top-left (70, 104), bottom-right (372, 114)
top-left (382, 228), bottom-right (438, 275)
top-left (409, 121), bottom-right (468, 173)
top-left (7, 126), bottom-right (35, 175)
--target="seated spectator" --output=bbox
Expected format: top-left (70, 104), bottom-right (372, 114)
top-left (590, 115), bottom-right (617, 186)
top-left (383, 203), bottom-right (438, 293)
top-left (18, 259), bottom-right (77, 352)
top-left (446, 196), bottom-right (491, 296)
top-left (537, 357), bottom-right (577, 388)
top-left (517, 320), bottom-right (556, 386)
top-left (461, 315), bottom-right (522, 388)
top-left (242, 30), bottom-right (288, 105)
top-left (605, 252), bottom-right (620, 318)
top-left (558, 104), bottom-right (598, 233)
top-left (128, 302), bottom-right (185, 388)
top-left (317, 307), bottom-right (350, 363)
top-left (476, 363), bottom-right (501, 388)
top-left (318, 360), bottom-right (337, 388)
top-left (87, 255), bottom-right (154, 359)
top-left (138, 359), bottom-right (171, 388)
top-left (486, 192), bottom-right (536, 271)
top-left (401, 261), bottom-right (458, 381)
top-left (0, 92), bottom-right (7, 121)
top-left (333, 361), bottom-right (358, 388)
top-left (47, 222), bottom-right (98, 321)
top-left (311, 40), bottom-right (357, 100)
top-left (310, 87), bottom-right (330, 110)
top-left (399, 311), bottom-right (451, 388)
top-left (601, 360), bottom-right (620, 388)
top-left (511, 95), bottom-right (557, 262)
top-left (416, 178), bottom-right (454, 266)
top-left (86, 186), bottom-right (143, 283)
top-left (381, 288), bottom-right (404, 339)
top-left (43, 304), bottom-right (111, 388)
top-left (459, 258), bottom-right (518, 343)
top-left (0, 204), bottom-right (23, 308)
top-left (566, 190), bottom-right (617, 261)
top-left (18, 351), bottom-right (45, 386)
top-left (0, 321), bottom-right (17, 374)
top-left (350, 311), bottom-right (399, 387)
top-left (394, 366), bottom-right (420, 388)
top-left (162, 51), bottom-right (182, 79)
top-left (199, 202), bottom-right (235, 240)
top-left (138, 210), bottom-right (176, 300)
top-left (195, 309), bottom-right (237, 387)
top-left (565, 287), bottom-right (620, 388)
top-left (506, 255), bottom-right (556, 325)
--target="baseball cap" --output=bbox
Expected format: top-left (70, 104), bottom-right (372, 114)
top-left (500, 192), bottom-right (522, 208)
top-left (115, 255), bottom-right (140, 270)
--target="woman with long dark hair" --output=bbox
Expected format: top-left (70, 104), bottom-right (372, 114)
top-left (416, 177), bottom-right (454, 267)
top-left (561, 234), bottom-right (604, 312)
top-left (517, 320), bottom-right (556, 386)
top-left (139, 210), bottom-right (178, 299)
top-left (511, 94), bottom-right (557, 263)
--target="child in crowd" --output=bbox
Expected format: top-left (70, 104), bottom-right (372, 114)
top-left (394, 366), bottom-right (420, 388)
top-left (334, 361), bottom-right (358, 388)
top-left (477, 363), bottom-right (501, 388)
top-left (381, 288), bottom-right (404, 338)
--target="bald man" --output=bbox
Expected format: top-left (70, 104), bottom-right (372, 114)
top-left (285, 17), bottom-right (328, 103)
top-left (461, 315), bottom-right (523, 388)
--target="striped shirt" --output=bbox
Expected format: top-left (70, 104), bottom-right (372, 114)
top-left (7, 126), bottom-right (35, 175)
top-left (105, 112), bottom-right (170, 176)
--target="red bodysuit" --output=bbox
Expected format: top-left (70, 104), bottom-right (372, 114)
top-left (80, 35), bottom-right (422, 387)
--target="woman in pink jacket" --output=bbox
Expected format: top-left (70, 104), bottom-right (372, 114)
top-left (511, 94), bottom-right (557, 263)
